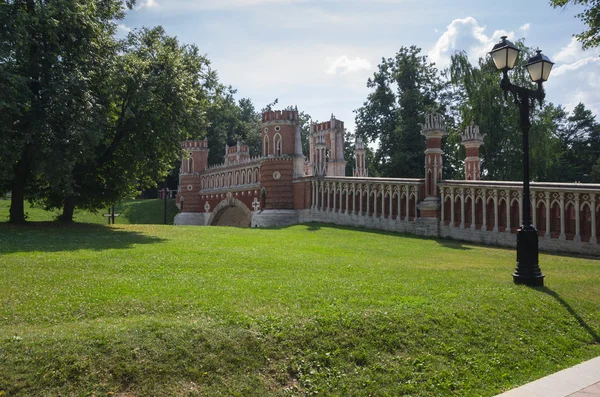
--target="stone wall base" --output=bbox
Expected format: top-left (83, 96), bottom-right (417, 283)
top-left (174, 212), bottom-right (209, 226)
top-left (252, 210), bottom-right (299, 228)
top-left (176, 209), bottom-right (599, 256)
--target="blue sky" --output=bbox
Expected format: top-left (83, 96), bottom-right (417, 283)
top-left (121, 0), bottom-right (600, 134)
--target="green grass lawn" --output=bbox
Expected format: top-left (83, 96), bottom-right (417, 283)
top-left (0, 223), bottom-right (599, 396)
top-left (0, 197), bottom-right (179, 224)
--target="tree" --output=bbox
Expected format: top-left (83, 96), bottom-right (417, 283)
top-left (548, 102), bottom-right (600, 181)
top-left (449, 47), bottom-right (564, 182)
top-left (551, 0), bottom-right (600, 49)
top-left (49, 26), bottom-right (214, 221)
top-left (0, 0), bottom-right (135, 223)
top-left (354, 46), bottom-right (443, 178)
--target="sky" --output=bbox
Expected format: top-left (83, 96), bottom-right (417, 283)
top-left (121, 0), bottom-right (600, 135)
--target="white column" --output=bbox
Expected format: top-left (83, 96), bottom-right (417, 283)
top-left (471, 190), bottom-right (476, 230)
top-left (366, 186), bottom-right (370, 217)
top-left (397, 188), bottom-right (402, 222)
top-left (320, 181), bottom-right (325, 211)
top-left (327, 183), bottom-right (331, 212)
top-left (482, 191), bottom-right (487, 231)
top-left (493, 189), bottom-right (499, 233)
top-left (450, 188), bottom-right (455, 227)
top-left (345, 185), bottom-right (349, 215)
top-left (373, 188), bottom-right (378, 219)
top-left (359, 185), bottom-right (363, 216)
top-left (545, 192), bottom-right (551, 239)
top-left (332, 183), bottom-right (337, 212)
top-left (460, 188), bottom-right (465, 229)
top-left (591, 197), bottom-right (597, 244)
top-left (389, 186), bottom-right (393, 220)
top-left (405, 186), bottom-right (410, 222)
top-left (559, 192), bottom-right (566, 240)
top-left (505, 190), bottom-right (511, 233)
top-left (575, 193), bottom-right (581, 243)
top-left (519, 192), bottom-right (524, 227)
top-left (531, 191), bottom-right (536, 229)
top-left (414, 190), bottom-right (419, 219)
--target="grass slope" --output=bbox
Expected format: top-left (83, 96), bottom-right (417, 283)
top-left (0, 223), bottom-right (599, 396)
top-left (0, 197), bottom-right (179, 224)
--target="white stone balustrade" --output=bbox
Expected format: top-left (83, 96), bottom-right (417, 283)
top-left (438, 180), bottom-right (599, 255)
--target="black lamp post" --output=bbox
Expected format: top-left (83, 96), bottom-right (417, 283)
top-left (490, 36), bottom-right (554, 287)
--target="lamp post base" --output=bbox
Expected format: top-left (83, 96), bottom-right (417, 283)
top-left (513, 227), bottom-right (544, 287)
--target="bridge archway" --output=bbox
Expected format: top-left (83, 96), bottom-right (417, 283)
top-left (208, 193), bottom-right (253, 227)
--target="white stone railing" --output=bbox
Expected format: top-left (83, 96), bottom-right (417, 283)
top-left (198, 159), bottom-right (261, 193)
top-left (311, 177), bottom-right (425, 218)
top-left (438, 180), bottom-right (599, 254)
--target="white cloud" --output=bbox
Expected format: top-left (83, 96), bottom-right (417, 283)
top-left (427, 17), bottom-right (513, 68)
top-left (553, 37), bottom-right (600, 64)
top-left (546, 37), bottom-right (600, 117)
top-left (136, 0), bottom-right (158, 10)
top-left (325, 56), bottom-right (372, 75)
top-left (116, 23), bottom-right (131, 36)
top-left (519, 23), bottom-right (530, 33)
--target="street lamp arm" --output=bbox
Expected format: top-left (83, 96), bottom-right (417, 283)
top-left (500, 71), bottom-right (546, 110)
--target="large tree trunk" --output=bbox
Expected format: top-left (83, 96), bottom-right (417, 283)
top-left (59, 196), bottom-right (76, 223)
top-left (9, 156), bottom-right (28, 224)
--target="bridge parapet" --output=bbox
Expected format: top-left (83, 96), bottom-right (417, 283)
top-left (438, 180), bottom-right (600, 255)
top-left (304, 176), bottom-right (431, 233)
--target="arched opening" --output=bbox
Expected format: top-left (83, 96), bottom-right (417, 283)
top-left (443, 196), bottom-right (451, 225)
top-left (486, 198), bottom-right (495, 231)
top-left (498, 199), bottom-right (507, 232)
top-left (537, 202), bottom-right (547, 237)
top-left (392, 193), bottom-right (399, 219)
top-left (401, 194), bottom-right (408, 220)
top-left (409, 194), bottom-right (416, 220)
top-left (274, 133), bottom-right (282, 156)
top-left (581, 203), bottom-right (592, 242)
top-left (454, 196), bottom-right (462, 227)
top-left (464, 196), bottom-right (472, 228)
top-left (550, 201), bottom-right (561, 238)
top-left (264, 135), bottom-right (270, 156)
top-left (510, 200), bottom-right (520, 233)
top-left (188, 157), bottom-right (194, 173)
top-left (474, 197), bottom-right (483, 229)
top-left (565, 202), bottom-right (576, 240)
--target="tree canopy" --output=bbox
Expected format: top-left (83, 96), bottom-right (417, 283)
top-left (551, 0), bottom-right (600, 49)
top-left (0, 0), bottom-right (264, 222)
top-left (354, 46), bottom-right (443, 178)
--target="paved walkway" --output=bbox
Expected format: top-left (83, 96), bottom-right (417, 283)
top-left (496, 356), bottom-right (600, 397)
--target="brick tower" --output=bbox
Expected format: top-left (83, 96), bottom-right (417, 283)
top-left (309, 115), bottom-right (346, 177)
top-left (418, 111), bottom-right (447, 218)
top-left (354, 135), bottom-right (368, 177)
top-left (177, 138), bottom-right (209, 212)
top-left (460, 122), bottom-right (486, 180)
top-left (260, 109), bottom-right (302, 210)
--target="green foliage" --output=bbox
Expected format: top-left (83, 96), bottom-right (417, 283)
top-left (0, 0), bottom-right (134, 222)
top-left (448, 46), bottom-right (569, 181)
top-left (551, 0), bottom-right (600, 49)
top-left (0, 224), bottom-right (599, 395)
top-left (355, 46), bottom-right (443, 178)
top-left (547, 102), bottom-right (600, 182)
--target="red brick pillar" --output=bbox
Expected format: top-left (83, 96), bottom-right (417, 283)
top-left (418, 112), bottom-right (447, 218)
top-left (461, 122), bottom-right (486, 180)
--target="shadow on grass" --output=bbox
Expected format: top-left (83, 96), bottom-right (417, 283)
top-left (539, 287), bottom-right (600, 344)
top-left (0, 222), bottom-right (165, 254)
top-left (119, 199), bottom-right (179, 224)
top-left (275, 222), bottom-right (473, 250)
